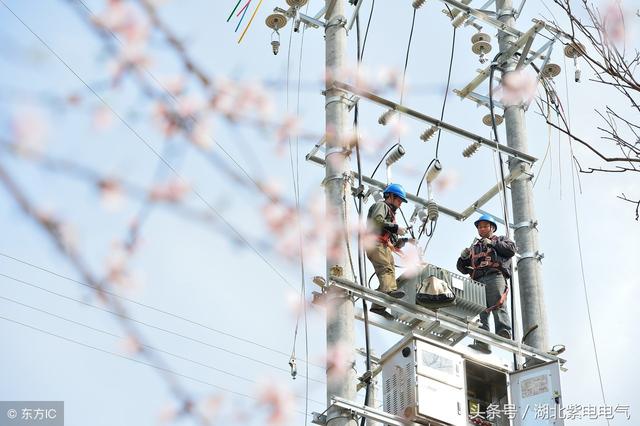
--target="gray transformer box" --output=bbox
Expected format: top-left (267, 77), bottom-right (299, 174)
top-left (380, 334), bottom-right (565, 426)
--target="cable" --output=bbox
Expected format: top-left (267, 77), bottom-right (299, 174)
top-left (434, 27), bottom-right (457, 159)
top-left (288, 3), bottom-right (312, 422)
top-left (0, 271), bottom-right (325, 384)
top-left (399, 8), bottom-right (417, 106)
top-left (370, 142), bottom-right (399, 179)
top-left (360, 0), bottom-right (375, 60)
top-left (355, 9), bottom-right (374, 424)
top-left (0, 314), bottom-right (322, 414)
top-left (0, 1), bottom-right (300, 294)
top-left (416, 27), bottom-right (456, 198)
top-left (0, 251), bottom-right (324, 369)
top-left (562, 51), bottom-right (610, 422)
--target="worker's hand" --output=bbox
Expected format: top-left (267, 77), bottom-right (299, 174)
top-left (481, 237), bottom-right (493, 246)
top-left (460, 248), bottom-right (471, 259)
top-left (398, 227), bottom-right (407, 236)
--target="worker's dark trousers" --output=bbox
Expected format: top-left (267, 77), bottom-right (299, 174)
top-left (477, 271), bottom-right (511, 335)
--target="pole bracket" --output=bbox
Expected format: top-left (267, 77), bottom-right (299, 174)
top-left (517, 250), bottom-right (544, 264)
top-left (324, 93), bottom-right (359, 110)
top-left (514, 220), bottom-right (538, 231)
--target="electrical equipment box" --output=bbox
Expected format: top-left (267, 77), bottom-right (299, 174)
top-left (397, 264), bottom-right (487, 321)
top-left (380, 334), bottom-right (564, 426)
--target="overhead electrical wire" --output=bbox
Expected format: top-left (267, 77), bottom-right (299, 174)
top-left (285, 4), bottom-right (312, 421)
top-left (0, 271), bottom-right (325, 384)
top-left (354, 6), bottom-right (375, 424)
top-left (561, 57), bottom-right (610, 423)
top-left (2, 0), bottom-right (302, 298)
top-left (415, 26), bottom-right (457, 199)
top-left (0, 314), bottom-right (323, 414)
top-left (0, 251), bottom-right (324, 369)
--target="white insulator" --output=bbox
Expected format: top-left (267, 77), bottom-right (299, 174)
top-left (417, 208), bottom-right (428, 223)
top-left (378, 109), bottom-right (396, 125)
top-left (462, 142), bottom-right (481, 158)
top-left (385, 144), bottom-right (406, 166)
top-left (425, 159), bottom-right (442, 184)
top-left (420, 125), bottom-right (438, 142)
top-left (413, 0), bottom-right (426, 8)
top-left (372, 191), bottom-right (383, 202)
top-left (427, 199), bottom-right (439, 221)
top-left (574, 60), bottom-right (582, 83)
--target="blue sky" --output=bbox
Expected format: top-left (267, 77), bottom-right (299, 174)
top-left (0, 0), bottom-right (638, 425)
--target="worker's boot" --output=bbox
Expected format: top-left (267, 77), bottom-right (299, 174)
top-left (370, 304), bottom-right (394, 320)
top-left (497, 329), bottom-right (512, 340)
top-left (387, 289), bottom-right (405, 299)
top-left (468, 340), bottom-right (491, 354)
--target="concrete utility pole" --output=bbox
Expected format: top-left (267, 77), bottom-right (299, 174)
top-left (496, 0), bottom-right (549, 351)
top-left (324, 0), bottom-right (357, 425)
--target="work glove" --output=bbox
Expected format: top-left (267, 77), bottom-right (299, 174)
top-left (460, 248), bottom-right (471, 259)
top-left (481, 237), bottom-right (493, 246)
top-left (398, 227), bottom-right (407, 236)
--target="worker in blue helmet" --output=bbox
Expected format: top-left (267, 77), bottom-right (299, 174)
top-left (457, 213), bottom-right (516, 353)
top-left (365, 183), bottom-right (409, 319)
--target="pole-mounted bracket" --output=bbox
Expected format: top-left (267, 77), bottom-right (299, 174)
top-left (514, 220), bottom-right (538, 231)
top-left (325, 15), bottom-right (347, 29)
top-left (311, 412), bottom-right (327, 425)
top-left (324, 92), bottom-right (359, 111)
top-left (321, 171), bottom-right (351, 187)
top-left (517, 250), bottom-right (544, 264)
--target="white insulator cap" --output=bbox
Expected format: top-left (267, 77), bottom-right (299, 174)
top-left (378, 109), bottom-right (396, 126)
top-left (425, 159), bottom-right (442, 184)
top-left (385, 144), bottom-right (406, 166)
top-left (420, 125), bottom-right (438, 142)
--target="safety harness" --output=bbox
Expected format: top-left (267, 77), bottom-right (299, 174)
top-left (376, 202), bottom-right (396, 246)
top-left (470, 237), bottom-right (509, 312)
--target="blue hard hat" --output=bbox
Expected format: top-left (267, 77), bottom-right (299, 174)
top-left (474, 213), bottom-right (497, 231)
top-left (383, 183), bottom-right (407, 202)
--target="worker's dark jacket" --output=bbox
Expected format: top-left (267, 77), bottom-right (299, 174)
top-left (367, 200), bottom-right (399, 245)
top-left (456, 235), bottom-right (516, 279)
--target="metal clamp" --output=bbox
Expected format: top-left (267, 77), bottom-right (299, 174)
top-left (325, 146), bottom-right (352, 156)
top-left (514, 220), bottom-right (538, 231)
top-left (325, 93), bottom-right (358, 110)
top-left (325, 15), bottom-right (347, 29)
top-left (517, 251), bottom-right (544, 264)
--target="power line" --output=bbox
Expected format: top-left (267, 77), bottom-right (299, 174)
top-left (0, 271), bottom-right (325, 384)
top-left (0, 251), bottom-right (324, 370)
top-left (0, 0), bottom-right (300, 294)
top-left (0, 314), bottom-right (322, 415)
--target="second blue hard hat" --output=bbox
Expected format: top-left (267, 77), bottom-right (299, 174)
top-left (383, 183), bottom-right (407, 202)
top-left (474, 213), bottom-right (497, 231)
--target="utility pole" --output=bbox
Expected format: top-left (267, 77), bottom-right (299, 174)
top-left (324, 0), bottom-right (357, 425)
top-left (496, 0), bottom-right (549, 351)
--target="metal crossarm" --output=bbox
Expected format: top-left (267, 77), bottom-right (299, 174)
top-left (306, 154), bottom-right (526, 223)
top-left (330, 81), bottom-right (538, 164)
top-left (327, 275), bottom-right (563, 364)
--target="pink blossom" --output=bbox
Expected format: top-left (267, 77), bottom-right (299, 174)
top-left (326, 342), bottom-right (354, 382)
top-left (256, 381), bottom-right (294, 425)
top-left (603, 1), bottom-right (626, 43)
top-left (11, 107), bottom-right (50, 156)
top-left (397, 242), bottom-right (424, 278)
top-left (198, 395), bottom-right (224, 422)
top-left (98, 179), bottom-right (125, 212)
top-left (93, 106), bottom-right (114, 131)
top-left (149, 179), bottom-right (191, 202)
top-left (434, 170), bottom-right (460, 193)
top-left (189, 118), bottom-right (213, 149)
top-left (495, 69), bottom-right (537, 106)
top-left (157, 403), bottom-right (177, 424)
top-left (119, 335), bottom-right (142, 355)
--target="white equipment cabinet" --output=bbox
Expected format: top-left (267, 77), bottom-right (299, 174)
top-left (380, 334), bottom-right (564, 426)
